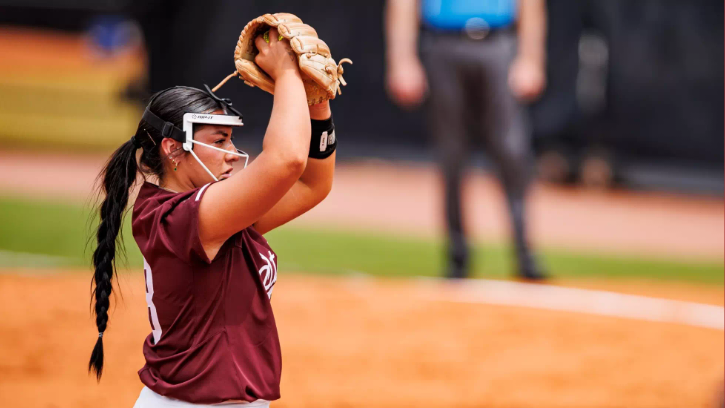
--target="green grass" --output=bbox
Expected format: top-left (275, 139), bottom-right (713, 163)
top-left (265, 228), bottom-right (724, 284)
top-left (0, 196), bottom-right (139, 268)
top-left (0, 196), bottom-right (722, 284)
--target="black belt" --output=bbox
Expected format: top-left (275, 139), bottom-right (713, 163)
top-left (421, 24), bottom-right (515, 41)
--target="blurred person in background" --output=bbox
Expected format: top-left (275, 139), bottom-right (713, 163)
top-left (385, 0), bottom-right (548, 280)
top-left (88, 28), bottom-right (337, 407)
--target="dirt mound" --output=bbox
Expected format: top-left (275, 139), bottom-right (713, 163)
top-left (0, 272), bottom-right (721, 408)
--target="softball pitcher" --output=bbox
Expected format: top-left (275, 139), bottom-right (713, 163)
top-left (87, 14), bottom-right (349, 407)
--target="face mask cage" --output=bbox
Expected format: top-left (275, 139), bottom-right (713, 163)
top-left (182, 113), bottom-right (248, 182)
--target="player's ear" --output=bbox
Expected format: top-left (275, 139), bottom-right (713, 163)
top-left (160, 138), bottom-right (179, 157)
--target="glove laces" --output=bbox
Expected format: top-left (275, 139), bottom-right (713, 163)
top-left (335, 58), bottom-right (353, 94)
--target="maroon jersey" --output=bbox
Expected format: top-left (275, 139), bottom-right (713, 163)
top-left (131, 181), bottom-right (281, 404)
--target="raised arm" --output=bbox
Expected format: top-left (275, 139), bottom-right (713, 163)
top-left (253, 101), bottom-right (336, 235)
top-left (198, 28), bottom-right (312, 258)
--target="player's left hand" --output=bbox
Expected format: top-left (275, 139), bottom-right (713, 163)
top-left (508, 56), bottom-right (546, 102)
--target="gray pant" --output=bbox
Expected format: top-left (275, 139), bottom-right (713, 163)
top-left (421, 30), bottom-right (534, 274)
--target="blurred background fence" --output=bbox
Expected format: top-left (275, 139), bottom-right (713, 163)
top-left (0, 0), bottom-right (722, 193)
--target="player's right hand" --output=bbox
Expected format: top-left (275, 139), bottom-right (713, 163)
top-left (386, 56), bottom-right (428, 108)
top-left (254, 28), bottom-right (301, 81)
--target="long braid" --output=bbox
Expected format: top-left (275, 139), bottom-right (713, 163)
top-left (87, 86), bottom-right (228, 381)
top-left (89, 139), bottom-right (138, 380)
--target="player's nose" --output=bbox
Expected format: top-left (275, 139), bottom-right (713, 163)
top-left (226, 150), bottom-right (240, 162)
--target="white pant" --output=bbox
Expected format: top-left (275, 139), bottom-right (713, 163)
top-left (133, 386), bottom-right (270, 408)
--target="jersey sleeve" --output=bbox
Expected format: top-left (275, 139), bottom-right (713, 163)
top-left (134, 183), bottom-right (216, 265)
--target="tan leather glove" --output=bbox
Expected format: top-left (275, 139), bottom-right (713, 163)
top-left (213, 13), bottom-right (352, 105)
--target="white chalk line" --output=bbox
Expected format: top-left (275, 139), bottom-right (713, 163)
top-left (416, 277), bottom-right (724, 331)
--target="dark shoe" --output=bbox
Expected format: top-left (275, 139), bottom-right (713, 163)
top-left (445, 240), bottom-right (470, 279)
top-left (517, 251), bottom-right (547, 281)
top-left (446, 262), bottom-right (469, 279)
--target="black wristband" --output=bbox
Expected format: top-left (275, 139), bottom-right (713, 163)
top-left (309, 116), bottom-right (336, 159)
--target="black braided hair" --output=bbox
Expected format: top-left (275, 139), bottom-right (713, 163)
top-left (88, 86), bottom-right (224, 380)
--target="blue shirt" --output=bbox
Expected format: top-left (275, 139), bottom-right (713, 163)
top-left (421, 0), bottom-right (518, 31)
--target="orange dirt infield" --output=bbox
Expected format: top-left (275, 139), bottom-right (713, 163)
top-left (1, 272), bottom-right (722, 408)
